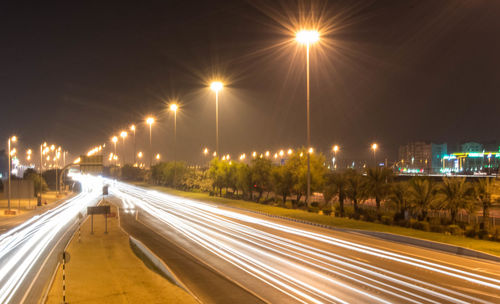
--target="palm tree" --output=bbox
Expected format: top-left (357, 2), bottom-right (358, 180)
top-left (345, 169), bottom-right (366, 214)
top-left (365, 167), bottom-right (393, 212)
top-left (407, 177), bottom-right (437, 221)
top-left (437, 177), bottom-right (474, 224)
top-left (474, 178), bottom-right (495, 230)
top-left (323, 172), bottom-right (348, 216)
top-left (388, 182), bottom-right (409, 220)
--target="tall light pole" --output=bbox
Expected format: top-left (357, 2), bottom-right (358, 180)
top-left (296, 29), bottom-right (319, 206)
top-left (7, 136), bottom-right (17, 211)
top-left (112, 136), bottom-right (118, 166)
top-left (333, 145), bottom-right (339, 170)
top-left (210, 81), bottom-right (223, 157)
top-left (371, 143), bottom-right (378, 167)
top-left (130, 124), bottom-right (136, 165)
top-left (120, 131), bottom-right (128, 165)
top-left (146, 116), bottom-right (155, 168)
top-left (170, 103), bottom-right (178, 186)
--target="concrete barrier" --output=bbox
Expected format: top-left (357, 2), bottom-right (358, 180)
top-left (129, 236), bottom-right (194, 294)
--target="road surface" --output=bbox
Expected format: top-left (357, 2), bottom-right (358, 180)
top-left (0, 174), bottom-right (102, 304)
top-left (107, 179), bottom-right (500, 304)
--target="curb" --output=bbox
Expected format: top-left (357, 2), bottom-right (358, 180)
top-left (128, 235), bottom-right (198, 301)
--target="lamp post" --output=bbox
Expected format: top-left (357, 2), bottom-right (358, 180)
top-left (120, 131), bottom-right (127, 165)
top-left (130, 124), bottom-right (136, 165)
top-left (210, 81), bottom-right (223, 157)
top-left (371, 143), bottom-right (378, 167)
top-left (112, 136), bottom-right (118, 166)
top-left (7, 136), bottom-right (17, 211)
top-left (333, 145), bottom-right (339, 170)
top-left (170, 103), bottom-right (178, 186)
top-left (296, 29), bottom-right (319, 206)
top-left (146, 117), bottom-right (155, 168)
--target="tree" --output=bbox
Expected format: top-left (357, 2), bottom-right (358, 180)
top-left (24, 172), bottom-right (48, 195)
top-left (285, 148), bottom-right (327, 206)
top-left (365, 167), bottom-right (393, 212)
top-left (208, 158), bottom-right (226, 196)
top-left (474, 178), bottom-right (495, 230)
top-left (121, 164), bottom-right (145, 181)
top-left (323, 172), bottom-right (348, 216)
top-left (271, 165), bottom-right (295, 204)
top-left (388, 182), bottom-right (409, 220)
top-left (345, 169), bottom-right (366, 214)
top-left (250, 158), bottom-right (272, 202)
top-left (437, 177), bottom-right (474, 224)
top-left (407, 177), bottom-right (437, 221)
top-left (236, 163), bottom-right (253, 200)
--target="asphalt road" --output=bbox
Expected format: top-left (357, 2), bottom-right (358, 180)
top-left (0, 195), bottom-right (74, 235)
top-left (108, 179), bottom-right (500, 304)
top-left (117, 203), bottom-right (266, 304)
top-left (0, 174), bottom-right (102, 304)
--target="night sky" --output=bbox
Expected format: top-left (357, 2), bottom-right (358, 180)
top-left (2, 0), bottom-right (500, 162)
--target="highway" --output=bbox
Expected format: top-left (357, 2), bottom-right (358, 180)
top-left (107, 178), bottom-right (500, 304)
top-left (0, 174), bottom-right (102, 304)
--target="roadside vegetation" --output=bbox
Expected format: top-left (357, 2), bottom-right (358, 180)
top-left (110, 147), bottom-right (500, 245)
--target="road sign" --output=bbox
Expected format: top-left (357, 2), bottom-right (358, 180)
top-left (80, 155), bottom-right (103, 174)
top-left (87, 205), bottom-right (110, 215)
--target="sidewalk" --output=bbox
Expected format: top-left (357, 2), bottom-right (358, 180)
top-left (0, 191), bottom-right (62, 216)
top-left (45, 204), bottom-right (197, 304)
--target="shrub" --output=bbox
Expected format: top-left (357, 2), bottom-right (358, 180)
top-left (412, 221), bottom-right (430, 232)
top-left (465, 224), bottom-right (480, 238)
top-left (447, 225), bottom-right (464, 236)
top-left (380, 215), bottom-right (393, 226)
top-left (430, 224), bottom-right (446, 233)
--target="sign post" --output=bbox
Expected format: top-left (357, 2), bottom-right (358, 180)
top-left (87, 206), bottom-right (110, 234)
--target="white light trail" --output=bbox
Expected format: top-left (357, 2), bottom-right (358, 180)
top-left (107, 179), bottom-right (500, 304)
top-left (0, 174), bottom-right (102, 303)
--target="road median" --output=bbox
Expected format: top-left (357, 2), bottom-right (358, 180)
top-left (45, 203), bottom-right (198, 304)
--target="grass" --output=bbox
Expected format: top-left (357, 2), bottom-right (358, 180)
top-left (46, 203), bottom-right (197, 304)
top-left (0, 191), bottom-right (68, 216)
top-left (135, 182), bottom-right (500, 257)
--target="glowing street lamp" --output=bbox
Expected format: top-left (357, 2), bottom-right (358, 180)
top-left (112, 136), bottom-right (118, 166)
top-left (146, 116), bottom-right (155, 167)
top-left (333, 145), bottom-right (339, 170)
top-left (120, 131), bottom-right (128, 165)
top-left (170, 103), bottom-right (179, 185)
top-left (371, 143), bottom-right (378, 167)
top-left (130, 124), bottom-right (136, 164)
top-left (7, 135), bottom-right (17, 211)
top-left (210, 81), bottom-right (223, 157)
top-left (296, 29), bottom-right (319, 206)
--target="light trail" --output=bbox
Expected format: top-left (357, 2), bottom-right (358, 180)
top-left (107, 179), bottom-right (500, 304)
top-left (0, 173), bottom-right (102, 304)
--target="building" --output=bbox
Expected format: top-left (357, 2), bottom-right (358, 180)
top-left (441, 142), bottom-right (500, 174)
top-left (397, 142), bottom-right (432, 173)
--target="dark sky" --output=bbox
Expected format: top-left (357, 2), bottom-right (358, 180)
top-left (1, 0), bottom-right (500, 163)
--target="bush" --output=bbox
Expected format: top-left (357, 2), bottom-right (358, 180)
top-left (430, 224), bottom-right (446, 233)
top-left (465, 224), bottom-right (480, 238)
top-left (380, 215), bottom-right (393, 226)
top-left (412, 221), bottom-right (430, 232)
top-left (447, 225), bottom-right (464, 236)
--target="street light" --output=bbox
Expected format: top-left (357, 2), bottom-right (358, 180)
top-left (120, 131), bottom-right (127, 165)
top-left (296, 29), bottom-right (319, 206)
top-left (371, 143), bottom-right (378, 167)
top-left (146, 116), bottom-right (155, 168)
top-left (333, 145), bottom-right (339, 170)
top-left (210, 81), bottom-right (223, 157)
top-left (112, 136), bottom-right (118, 166)
top-left (170, 103), bottom-right (179, 186)
top-left (130, 124), bottom-right (136, 164)
top-left (7, 135), bottom-right (17, 211)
